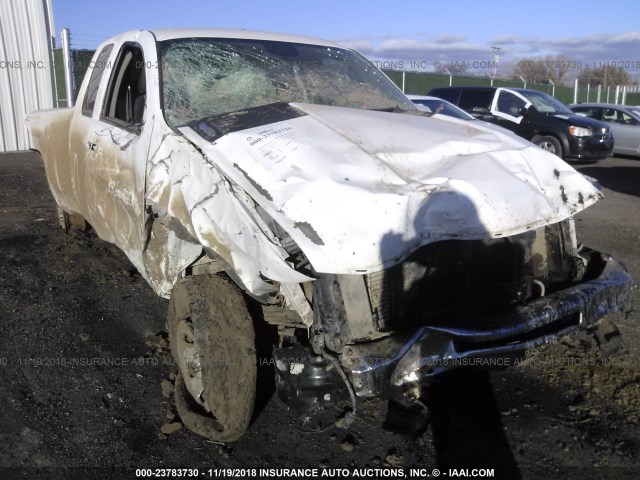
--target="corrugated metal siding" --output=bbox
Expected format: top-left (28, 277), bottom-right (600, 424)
top-left (0, 0), bottom-right (56, 152)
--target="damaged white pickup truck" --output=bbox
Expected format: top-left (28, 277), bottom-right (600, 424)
top-left (28, 29), bottom-right (632, 442)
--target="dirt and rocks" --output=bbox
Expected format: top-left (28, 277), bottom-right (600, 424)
top-left (0, 151), bottom-right (638, 479)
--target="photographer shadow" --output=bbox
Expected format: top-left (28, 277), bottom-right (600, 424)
top-left (378, 189), bottom-right (522, 479)
top-left (424, 370), bottom-right (522, 479)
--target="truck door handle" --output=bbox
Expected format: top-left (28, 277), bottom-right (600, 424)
top-left (88, 141), bottom-right (98, 151)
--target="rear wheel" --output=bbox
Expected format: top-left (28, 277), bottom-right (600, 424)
top-left (167, 274), bottom-right (256, 442)
top-left (534, 135), bottom-right (562, 158)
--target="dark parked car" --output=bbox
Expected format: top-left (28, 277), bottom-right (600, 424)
top-left (569, 103), bottom-right (640, 157)
top-left (428, 86), bottom-right (614, 161)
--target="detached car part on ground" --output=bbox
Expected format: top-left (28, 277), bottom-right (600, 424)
top-left (28, 29), bottom-right (632, 442)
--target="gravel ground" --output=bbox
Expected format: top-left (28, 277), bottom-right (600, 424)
top-left (0, 151), bottom-right (638, 480)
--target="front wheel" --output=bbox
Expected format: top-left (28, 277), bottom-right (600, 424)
top-left (534, 135), bottom-right (563, 158)
top-left (167, 274), bottom-right (256, 442)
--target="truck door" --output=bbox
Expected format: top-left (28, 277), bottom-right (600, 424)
top-left (68, 32), bottom-right (158, 270)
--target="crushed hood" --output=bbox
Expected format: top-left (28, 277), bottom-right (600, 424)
top-left (180, 102), bottom-right (601, 275)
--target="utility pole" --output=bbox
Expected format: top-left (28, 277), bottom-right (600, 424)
top-left (491, 45), bottom-right (501, 79)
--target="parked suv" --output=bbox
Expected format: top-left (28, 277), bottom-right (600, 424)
top-left (428, 86), bottom-right (613, 161)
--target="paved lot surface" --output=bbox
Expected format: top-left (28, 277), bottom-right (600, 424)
top-left (0, 151), bottom-right (638, 479)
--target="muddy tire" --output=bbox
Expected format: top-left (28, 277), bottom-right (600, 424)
top-left (167, 274), bottom-right (256, 442)
top-left (534, 135), bottom-right (563, 158)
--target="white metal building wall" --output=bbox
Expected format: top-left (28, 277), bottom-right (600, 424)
top-left (0, 0), bottom-right (55, 152)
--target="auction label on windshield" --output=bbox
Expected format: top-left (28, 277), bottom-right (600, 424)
top-left (246, 124), bottom-right (299, 164)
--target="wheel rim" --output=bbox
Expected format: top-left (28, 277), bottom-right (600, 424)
top-left (539, 141), bottom-right (557, 154)
top-left (175, 319), bottom-right (210, 412)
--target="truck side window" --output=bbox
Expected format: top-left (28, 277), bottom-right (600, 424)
top-left (82, 44), bottom-right (114, 117)
top-left (102, 44), bottom-right (146, 128)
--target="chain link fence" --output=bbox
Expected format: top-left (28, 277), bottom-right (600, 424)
top-left (53, 48), bottom-right (95, 107)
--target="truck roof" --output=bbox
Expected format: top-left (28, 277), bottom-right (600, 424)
top-left (103, 28), bottom-right (344, 49)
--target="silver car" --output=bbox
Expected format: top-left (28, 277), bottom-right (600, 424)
top-left (570, 103), bottom-right (640, 156)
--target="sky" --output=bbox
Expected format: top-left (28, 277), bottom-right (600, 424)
top-left (52, 0), bottom-right (640, 80)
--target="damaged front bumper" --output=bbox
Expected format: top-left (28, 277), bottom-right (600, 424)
top-left (274, 249), bottom-right (631, 423)
top-left (334, 249), bottom-right (632, 399)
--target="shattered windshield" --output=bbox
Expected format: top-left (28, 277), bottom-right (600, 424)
top-left (159, 38), bottom-right (414, 127)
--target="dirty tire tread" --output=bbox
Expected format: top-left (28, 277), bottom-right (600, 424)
top-left (174, 371), bottom-right (225, 438)
top-left (168, 274), bottom-right (256, 442)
